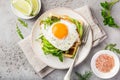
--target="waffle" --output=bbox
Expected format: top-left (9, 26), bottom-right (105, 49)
top-left (63, 38), bottom-right (81, 58)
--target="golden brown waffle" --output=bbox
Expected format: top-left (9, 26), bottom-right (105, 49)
top-left (63, 38), bottom-right (81, 58)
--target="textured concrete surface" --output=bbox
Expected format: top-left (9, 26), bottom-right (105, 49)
top-left (0, 0), bottom-right (120, 80)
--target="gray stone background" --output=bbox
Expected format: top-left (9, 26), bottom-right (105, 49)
top-left (0, 0), bottom-right (120, 80)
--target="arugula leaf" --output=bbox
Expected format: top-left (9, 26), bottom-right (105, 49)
top-left (105, 43), bottom-right (120, 54)
top-left (41, 16), bottom-right (60, 28)
top-left (16, 24), bottom-right (24, 39)
top-left (100, 0), bottom-right (120, 28)
top-left (40, 36), bottom-right (64, 62)
top-left (75, 71), bottom-right (92, 80)
top-left (18, 18), bottom-right (28, 28)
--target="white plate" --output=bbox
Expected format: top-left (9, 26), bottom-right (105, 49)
top-left (31, 7), bottom-right (93, 69)
top-left (91, 50), bottom-right (120, 79)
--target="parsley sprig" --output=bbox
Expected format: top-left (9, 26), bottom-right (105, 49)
top-left (101, 0), bottom-right (120, 28)
top-left (105, 43), bottom-right (120, 54)
top-left (75, 71), bottom-right (92, 80)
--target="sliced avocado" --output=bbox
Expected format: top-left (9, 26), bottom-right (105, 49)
top-left (69, 17), bottom-right (83, 39)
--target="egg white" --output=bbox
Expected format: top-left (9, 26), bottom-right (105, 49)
top-left (41, 19), bottom-right (79, 51)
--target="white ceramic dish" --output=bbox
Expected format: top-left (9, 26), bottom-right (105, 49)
top-left (91, 50), bottom-right (120, 79)
top-left (11, 0), bottom-right (41, 19)
top-left (31, 7), bottom-right (93, 69)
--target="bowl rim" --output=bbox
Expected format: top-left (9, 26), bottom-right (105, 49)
top-left (11, 0), bottom-right (41, 19)
top-left (91, 50), bottom-right (120, 79)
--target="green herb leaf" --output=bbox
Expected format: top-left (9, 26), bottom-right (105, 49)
top-left (105, 43), bottom-right (120, 54)
top-left (18, 18), bottom-right (28, 28)
top-left (41, 16), bottom-right (60, 28)
top-left (16, 24), bottom-right (24, 39)
top-left (75, 71), bottom-right (92, 80)
top-left (100, 0), bottom-right (120, 28)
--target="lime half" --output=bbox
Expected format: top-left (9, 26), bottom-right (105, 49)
top-left (12, 0), bottom-right (32, 16)
top-left (31, 0), bottom-right (39, 16)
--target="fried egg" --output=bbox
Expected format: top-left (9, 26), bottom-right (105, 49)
top-left (41, 19), bottom-right (79, 51)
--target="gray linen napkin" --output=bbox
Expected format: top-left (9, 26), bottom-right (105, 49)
top-left (75, 6), bottom-right (107, 46)
top-left (18, 5), bottom-right (107, 78)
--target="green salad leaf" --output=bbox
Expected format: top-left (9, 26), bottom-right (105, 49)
top-left (105, 43), bottom-right (120, 54)
top-left (18, 18), bottom-right (28, 28)
top-left (41, 16), bottom-right (60, 28)
top-left (40, 36), bottom-right (65, 62)
top-left (16, 24), bottom-right (24, 39)
top-left (75, 71), bottom-right (92, 80)
top-left (100, 0), bottom-right (120, 28)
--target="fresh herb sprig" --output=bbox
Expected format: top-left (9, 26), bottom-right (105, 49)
top-left (16, 24), bottom-right (24, 39)
top-left (41, 16), bottom-right (60, 28)
top-left (75, 71), bottom-right (92, 80)
top-left (100, 0), bottom-right (120, 28)
top-left (18, 18), bottom-right (28, 28)
top-left (16, 18), bottom-right (28, 39)
top-left (105, 43), bottom-right (120, 54)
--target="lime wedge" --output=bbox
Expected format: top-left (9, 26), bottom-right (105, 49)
top-left (31, 0), bottom-right (39, 15)
top-left (12, 0), bottom-right (32, 16)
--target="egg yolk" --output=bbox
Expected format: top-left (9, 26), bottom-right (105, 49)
top-left (52, 23), bottom-right (68, 39)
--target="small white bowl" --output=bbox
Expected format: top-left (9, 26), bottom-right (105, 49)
top-left (91, 50), bottom-right (120, 79)
top-left (11, 0), bottom-right (41, 19)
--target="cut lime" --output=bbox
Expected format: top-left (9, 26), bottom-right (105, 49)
top-left (31, 0), bottom-right (39, 16)
top-left (12, 0), bottom-right (32, 16)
